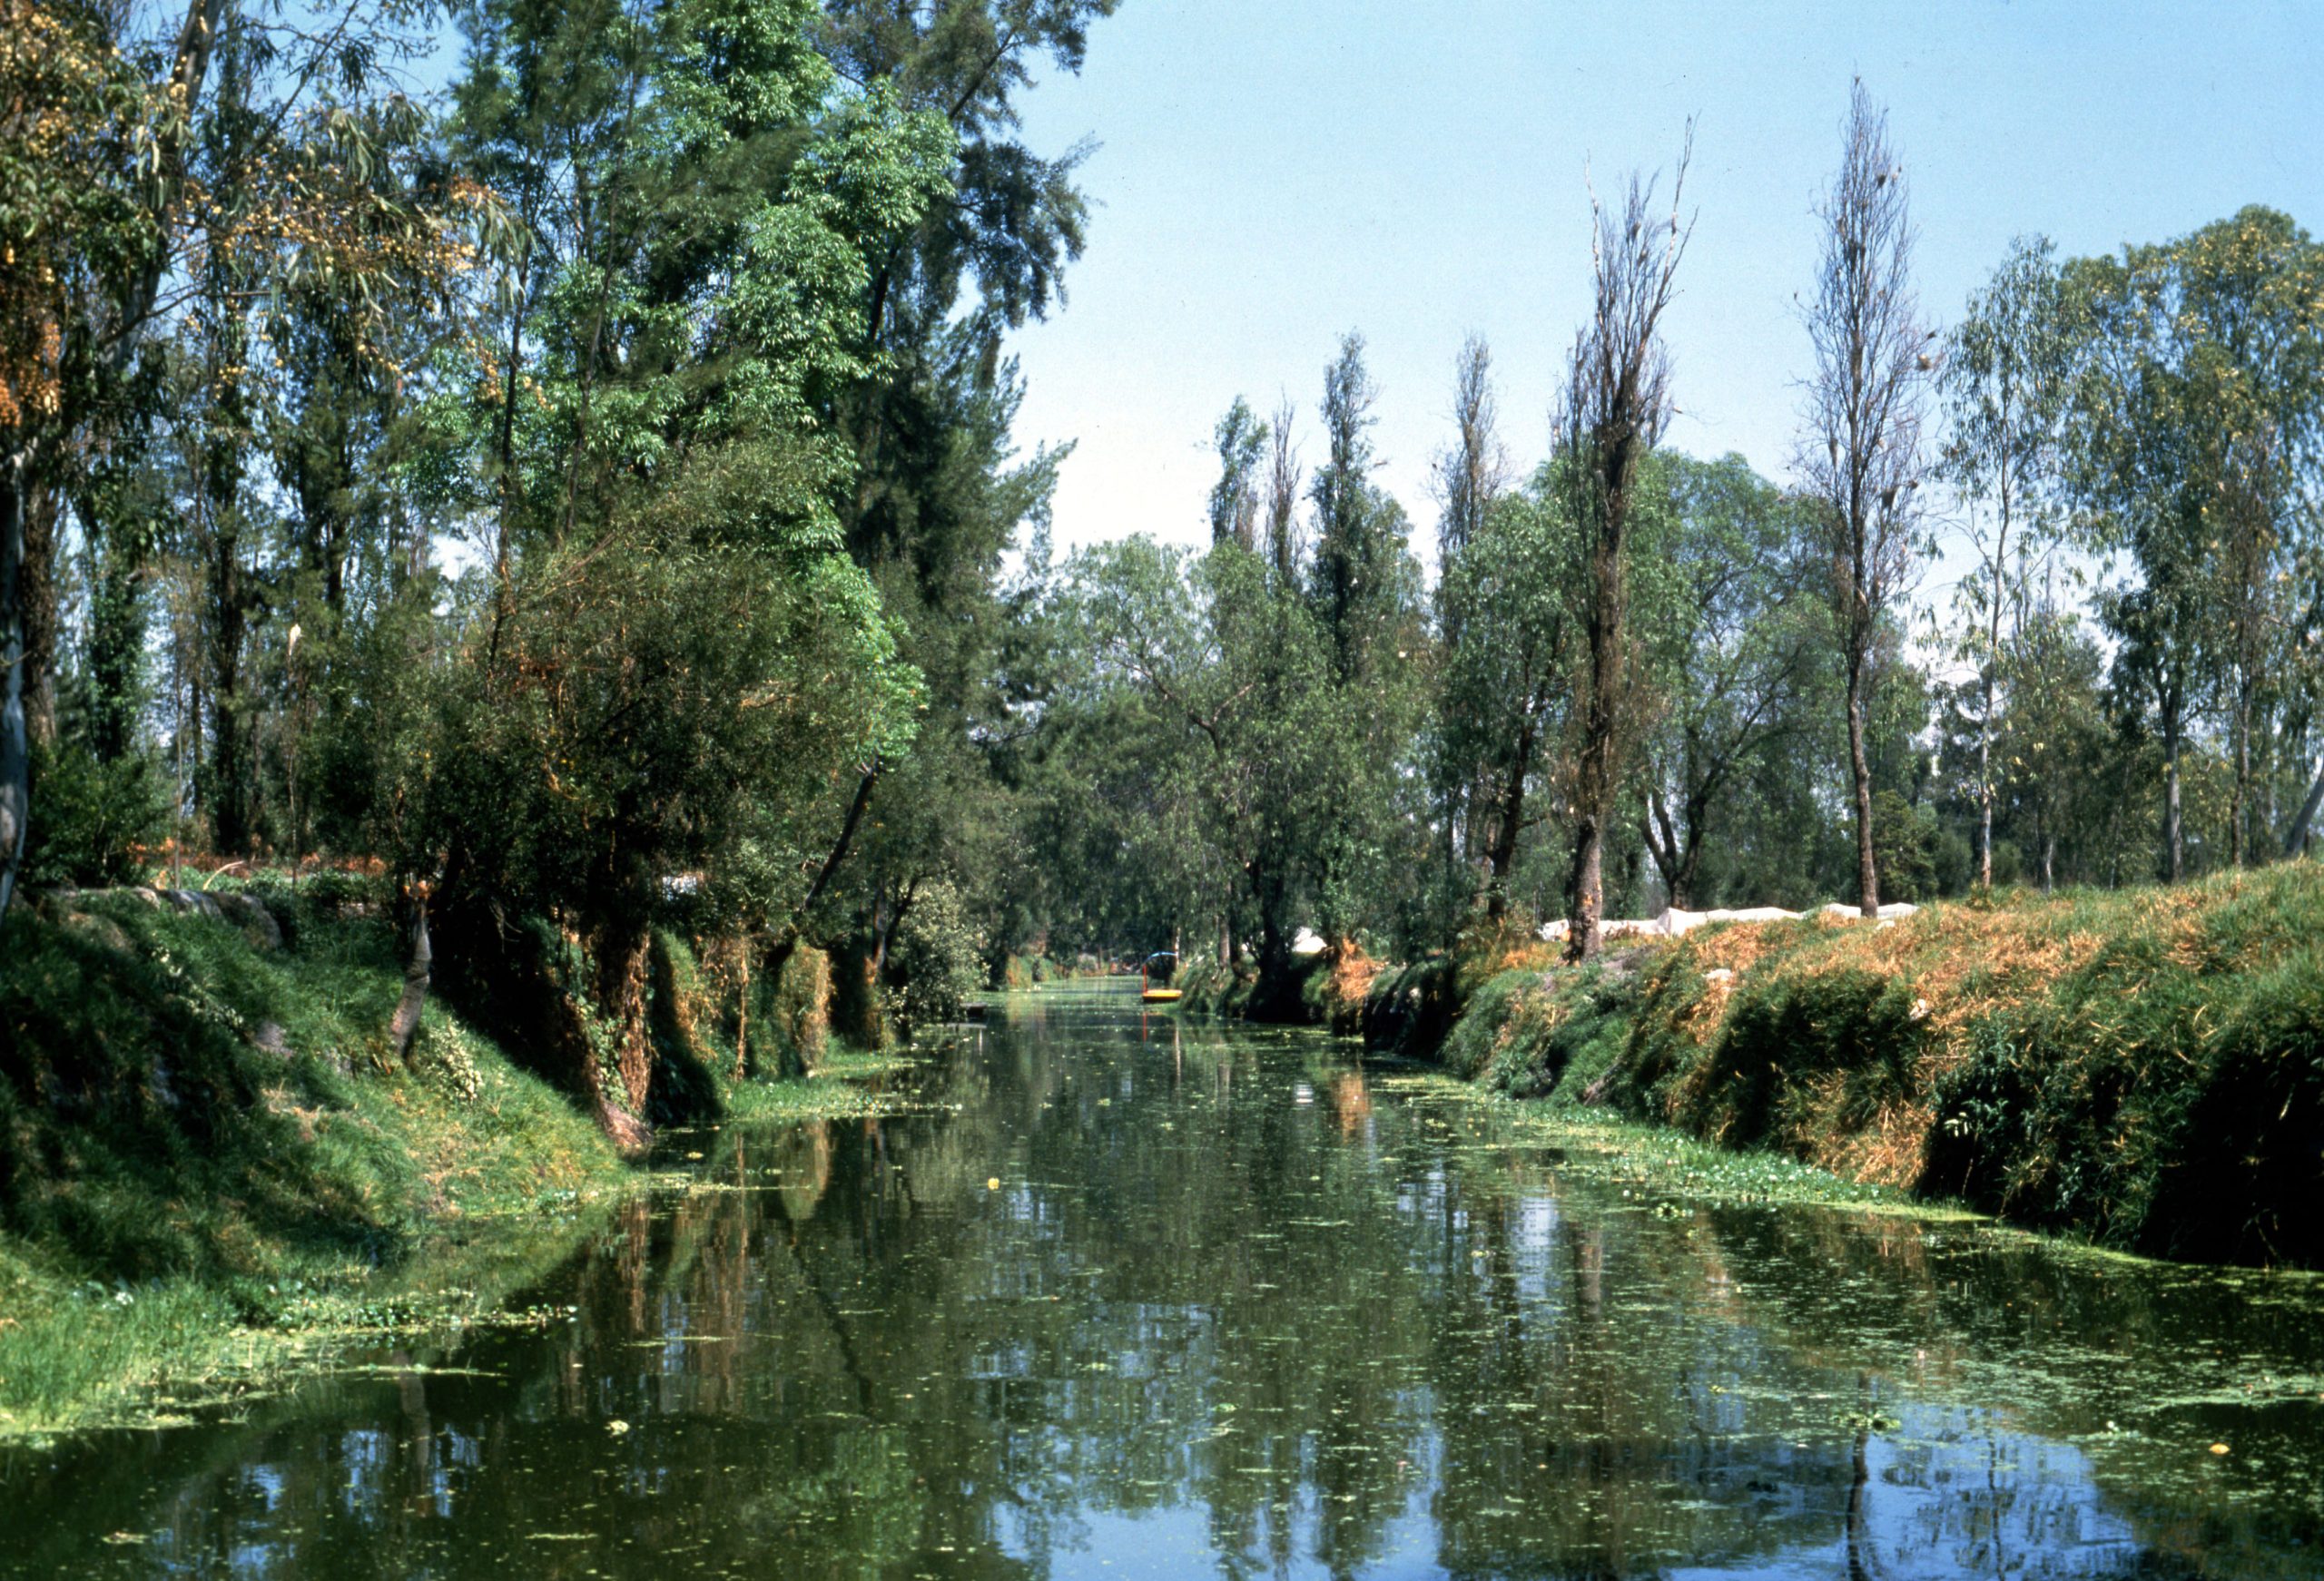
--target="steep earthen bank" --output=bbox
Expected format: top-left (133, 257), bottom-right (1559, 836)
top-left (1362, 865), bottom-right (2324, 1267)
top-left (0, 881), bottom-right (883, 1436)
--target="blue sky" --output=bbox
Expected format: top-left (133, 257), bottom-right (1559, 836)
top-left (1000, 1), bottom-right (2324, 585)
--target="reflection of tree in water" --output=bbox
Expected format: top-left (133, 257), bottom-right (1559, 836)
top-left (2, 999), bottom-right (2312, 1579)
top-left (1668, 1199), bottom-right (2324, 1570)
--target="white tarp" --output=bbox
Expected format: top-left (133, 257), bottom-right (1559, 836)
top-left (1540, 901), bottom-right (1915, 943)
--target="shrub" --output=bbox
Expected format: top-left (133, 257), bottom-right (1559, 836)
top-left (886, 880), bottom-right (985, 1031)
top-left (767, 944), bottom-right (832, 1072)
top-left (20, 739), bottom-right (170, 889)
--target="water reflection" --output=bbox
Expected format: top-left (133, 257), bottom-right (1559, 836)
top-left (6, 984), bottom-right (2321, 1578)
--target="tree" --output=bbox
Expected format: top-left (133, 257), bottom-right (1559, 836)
top-left (1797, 81), bottom-right (1931, 916)
top-left (1423, 335), bottom-right (1510, 931)
top-left (2066, 208), bottom-right (2324, 878)
top-left (1639, 454), bottom-right (1818, 908)
top-left (3, 0), bottom-right (487, 925)
top-left (1207, 397), bottom-right (1267, 550)
top-left (1937, 236), bottom-right (2077, 889)
top-left (790, 3), bottom-right (1115, 994)
top-left (1265, 394), bottom-right (1301, 584)
top-left (1432, 335), bottom-right (1508, 569)
top-left (1436, 486), bottom-right (1570, 920)
top-left (1309, 333), bottom-right (1400, 684)
top-left (1994, 602), bottom-right (2112, 889)
top-left (415, 0), bottom-right (955, 1129)
top-left (1303, 335), bottom-right (1423, 948)
top-left (1063, 535), bottom-right (1344, 1011)
top-left (1555, 142), bottom-right (1691, 960)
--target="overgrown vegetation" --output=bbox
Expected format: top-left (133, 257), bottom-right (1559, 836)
top-left (0, 885), bottom-right (915, 1438)
top-left (1374, 868), bottom-right (2324, 1267)
top-left (999, 951), bottom-right (1114, 990)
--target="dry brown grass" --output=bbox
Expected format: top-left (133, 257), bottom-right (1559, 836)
top-left (1683, 918), bottom-right (1793, 977)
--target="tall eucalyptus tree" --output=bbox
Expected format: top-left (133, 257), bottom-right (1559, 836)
top-left (1937, 236), bottom-right (2077, 889)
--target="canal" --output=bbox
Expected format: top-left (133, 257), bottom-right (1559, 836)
top-left (6, 982), bottom-right (2322, 1577)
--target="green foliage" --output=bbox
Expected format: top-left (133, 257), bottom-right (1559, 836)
top-left (2066, 207), bottom-right (2324, 875)
top-left (766, 942), bottom-right (833, 1073)
top-left (1869, 788), bottom-right (1939, 903)
top-left (19, 737), bottom-right (169, 889)
top-left (1437, 965), bottom-right (1640, 1099)
top-left (886, 879), bottom-right (985, 1031)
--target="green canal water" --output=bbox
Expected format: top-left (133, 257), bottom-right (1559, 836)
top-left (6, 982), bottom-right (2324, 1578)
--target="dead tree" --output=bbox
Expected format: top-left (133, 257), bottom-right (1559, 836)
top-left (1798, 82), bottom-right (1929, 917)
top-left (1559, 134), bottom-right (1693, 962)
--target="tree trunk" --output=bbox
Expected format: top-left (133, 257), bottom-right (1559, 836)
top-left (1976, 667), bottom-right (1995, 890)
top-left (2230, 680), bottom-right (2252, 869)
top-left (20, 476), bottom-right (56, 751)
top-left (1846, 658), bottom-right (1879, 915)
top-left (1977, 478), bottom-right (2011, 892)
top-left (1675, 800), bottom-right (1710, 913)
top-left (764, 766), bottom-right (877, 987)
top-left (2162, 691), bottom-right (2184, 883)
top-left (1249, 863), bottom-right (1298, 1021)
top-left (730, 943), bottom-right (753, 1081)
top-left (0, 447), bottom-right (28, 926)
top-left (1565, 812), bottom-right (1604, 962)
top-left (208, 478), bottom-right (250, 855)
top-left (389, 883), bottom-right (433, 1063)
top-left (1484, 718), bottom-right (1534, 921)
top-left (2284, 754), bottom-right (2324, 859)
top-left (1564, 457), bottom-right (1631, 964)
top-left (1645, 785), bottom-right (1700, 911)
top-left (1565, 545), bottom-right (1620, 962)
top-left (870, 881), bottom-right (911, 980)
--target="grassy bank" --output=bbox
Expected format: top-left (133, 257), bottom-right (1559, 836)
top-left (1175, 949), bottom-right (1374, 1026)
top-left (0, 886), bottom-right (907, 1439)
top-left (1365, 865), bottom-right (2324, 1267)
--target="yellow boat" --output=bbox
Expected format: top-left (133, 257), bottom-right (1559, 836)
top-left (1140, 987), bottom-right (1183, 1004)
top-left (1139, 951), bottom-right (1180, 1005)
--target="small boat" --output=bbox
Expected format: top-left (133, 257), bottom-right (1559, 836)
top-left (1139, 950), bottom-right (1180, 1004)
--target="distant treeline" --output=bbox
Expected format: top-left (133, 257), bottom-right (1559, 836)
top-left (1025, 91), bottom-right (2324, 1011)
top-left (3, 12), bottom-right (2319, 1127)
